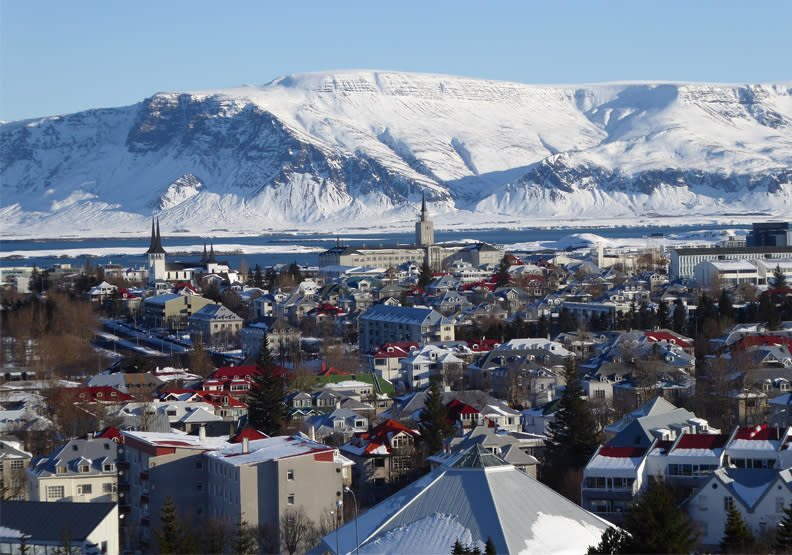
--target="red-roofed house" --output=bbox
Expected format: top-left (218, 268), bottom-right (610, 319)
top-left (340, 419), bottom-right (420, 503)
top-left (582, 444), bottom-right (650, 523)
top-left (364, 342), bottom-right (419, 381)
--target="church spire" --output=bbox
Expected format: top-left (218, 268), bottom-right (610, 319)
top-left (201, 242), bottom-right (208, 264)
top-left (208, 241), bottom-right (216, 263)
top-left (420, 192), bottom-right (428, 222)
top-left (145, 217), bottom-right (166, 254)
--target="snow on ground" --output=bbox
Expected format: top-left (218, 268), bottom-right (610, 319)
top-left (0, 243), bottom-right (325, 259)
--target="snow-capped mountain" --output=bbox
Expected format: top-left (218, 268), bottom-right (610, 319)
top-left (1, 71), bottom-right (791, 238)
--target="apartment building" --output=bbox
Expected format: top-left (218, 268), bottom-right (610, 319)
top-left (358, 305), bottom-right (455, 353)
top-left (0, 439), bottom-right (32, 500)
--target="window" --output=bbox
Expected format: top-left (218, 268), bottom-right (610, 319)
top-left (287, 470), bottom-right (294, 480)
top-left (47, 485), bottom-right (65, 500)
top-left (724, 497), bottom-right (734, 511)
top-left (56, 466), bottom-right (67, 475)
top-left (10, 460), bottom-right (23, 469)
top-left (103, 464), bottom-right (114, 472)
top-left (103, 483), bottom-right (116, 493)
top-left (80, 464), bottom-right (90, 473)
top-left (373, 458), bottom-right (385, 468)
top-left (77, 484), bottom-right (92, 495)
top-left (287, 494), bottom-right (295, 505)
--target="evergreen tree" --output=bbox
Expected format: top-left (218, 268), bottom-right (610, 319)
top-left (495, 255), bottom-right (511, 287)
top-left (247, 335), bottom-right (286, 436)
top-left (252, 264), bottom-right (263, 288)
top-left (720, 505), bottom-right (755, 554)
top-left (718, 288), bottom-right (734, 321)
top-left (776, 502), bottom-right (792, 552)
top-left (620, 481), bottom-right (697, 554)
top-left (288, 262), bottom-right (303, 283)
top-left (587, 527), bottom-right (629, 555)
top-left (672, 299), bottom-right (687, 334)
top-left (484, 537), bottom-right (497, 555)
top-left (156, 496), bottom-right (185, 554)
top-left (558, 307), bottom-right (574, 333)
top-left (543, 359), bottom-right (599, 494)
top-left (657, 300), bottom-right (670, 329)
top-left (418, 258), bottom-right (433, 288)
top-left (419, 379), bottom-right (453, 455)
top-left (230, 517), bottom-right (257, 555)
top-left (773, 264), bottom-right (789, 290)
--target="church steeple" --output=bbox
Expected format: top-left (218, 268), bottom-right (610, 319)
top-left (415, 192), bottom-right (434, 247)
top-left (208, 242), bottom-right (217, 263)
top-left (200, 242), bottom-right (208, 264)
top-left (145, 217), bottom-right (166, 254)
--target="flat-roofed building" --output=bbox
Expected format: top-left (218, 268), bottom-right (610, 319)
top-left (694, 259), bottom-right (759, 288)
top-left (670, 245), bottom-right (792, 279)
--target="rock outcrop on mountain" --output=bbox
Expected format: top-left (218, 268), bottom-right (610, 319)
top-left (1, 71), bottom-right (790, 237)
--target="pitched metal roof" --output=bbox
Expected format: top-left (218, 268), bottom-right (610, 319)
top-left (0, 500), bottom-right (116, 541)
top-left (314, 444), bottom-right (611, 554)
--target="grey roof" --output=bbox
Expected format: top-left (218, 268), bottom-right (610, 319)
top-left (0, 500), bottom-right (116, 541)
top-left (607, 407), bottom-right (698, 447)
top-left (189, 303), bottom-right (241, 321)
top-left (358, 304), bottom-right (452, 326)
top-left (28, 437), bottom-right (117, 478)
top-left (313, 444), bottom-right (610, 554)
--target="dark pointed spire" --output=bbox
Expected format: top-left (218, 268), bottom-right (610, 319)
top-left (145, 217), bottom-right (166, 254)
top-left (208, 241), bottom-right (216, 263)
top-left (420, 192), bottom-right (428, 221)
top-left (201, 242), bottom-right (208, 264)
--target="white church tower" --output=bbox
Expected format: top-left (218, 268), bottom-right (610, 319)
top-left (145, 218), bottom-right (167, 283)
top-left (415, 193), bottom-right (434, 247)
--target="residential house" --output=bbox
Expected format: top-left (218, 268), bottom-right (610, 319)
top-left (188, 303), bottom-right (243, 349)
top-left (340, 419), bottom-right (420, 504)
top-left (0, 439), bottom-right (32, 500)
top-left (305, 409), bottom-right (369, 444)
top-left (27, 435), bottom-right (119, 503)
top-left (141, 293), bottom-right (215, 330)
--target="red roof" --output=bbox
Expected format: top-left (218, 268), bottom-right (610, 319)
top-left (52, 386), bottom-right (135, 403)
top-left (644, 331), bottom-right (693, 349)
top-left (348, 419), bottom-right (419, 456)
top-left (674, 434), bottom-right (728, 451)
top-left (211, 365), bottom-right (289, 380)
top-left (734, 334), bottom-right (792, 353)
top-left (733, 424), bottom-right (784, 441)
top-left (372, 342), bottom-right (419, 358)
top-left (88, 426), bottom-right (123, 442)
top-left (230, 428), bottom-right (269, 443)
top-left (175, 282), bottom-right (199, 294)
top-left (446, 399), bottom-right (480, 422)
top-left (318, 366), bottom-right (352, 377)
top-left (598, 446), bottom-right (647, 458)
top-left (466, 340), bottom-right (499, 352)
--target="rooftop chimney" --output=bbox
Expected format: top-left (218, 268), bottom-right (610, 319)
top-left (310, 426), bottom-right (316, 441)
top-left (242, 437), bottom-right (249, 454)
top-left (198, 425), bottom-right (206, 441)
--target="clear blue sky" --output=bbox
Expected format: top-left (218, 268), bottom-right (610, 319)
top-left (1, 0), bottom-right (790, 121)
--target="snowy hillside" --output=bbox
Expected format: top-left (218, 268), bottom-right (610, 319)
top-left (1, 71), bottom-right (791, 238)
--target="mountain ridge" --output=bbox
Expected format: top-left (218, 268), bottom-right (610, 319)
top-left (1, 71), bottom-right (791, 238)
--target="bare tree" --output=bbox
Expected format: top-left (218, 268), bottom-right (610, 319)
top-left (280, 506), bottom-right (316, 555)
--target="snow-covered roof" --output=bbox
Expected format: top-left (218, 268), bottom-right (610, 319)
top-left (205, 434), bottom-right (345, 467)
top-left (312, 445), bottom-right (611, 555)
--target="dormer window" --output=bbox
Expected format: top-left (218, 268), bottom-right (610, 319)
top-left (56, 466), bottom-right (67, 475)
top-left (79, 464), bottom-right (90, 473)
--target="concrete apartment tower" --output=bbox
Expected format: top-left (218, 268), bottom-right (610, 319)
top-left (415, 193), bottom-right (434, 247)
top-left (145, 217), bottom-right (167, 283)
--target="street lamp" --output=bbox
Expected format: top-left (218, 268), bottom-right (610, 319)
top-left (335, 499), bottom-right (343, 554)
top-left (343, 486), bottom-right (360, 555)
